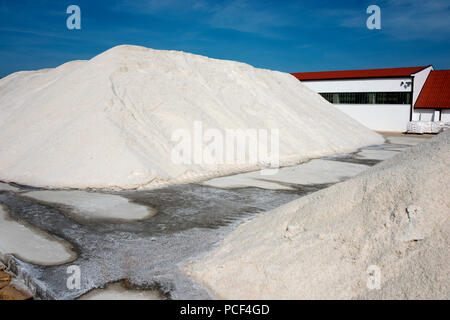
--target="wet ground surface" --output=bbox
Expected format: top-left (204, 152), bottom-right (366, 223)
top-left (0, 135), bottom-right (430, 300)
top-left (0, 183), bottom-right (319, 300)
top-left (323, 138), bottom-right (411, 166)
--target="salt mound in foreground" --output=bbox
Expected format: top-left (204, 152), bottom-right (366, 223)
top-left (0, 45), bottom-right (382, 189)
top-left (185, 131), bottom-right (450, 299)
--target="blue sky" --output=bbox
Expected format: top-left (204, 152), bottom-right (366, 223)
top-left (0, 0), bottom-right (449, 77)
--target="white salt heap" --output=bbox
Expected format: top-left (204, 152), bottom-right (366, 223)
top-left (0, 45), bottom-right (382, 189)
top-left (186, 131), bottom-right (450, 299)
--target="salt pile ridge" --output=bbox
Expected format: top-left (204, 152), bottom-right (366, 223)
top-left (186, 131), bottom-right (450, 299)
top-left (0, 45), bottom-right (382, 189)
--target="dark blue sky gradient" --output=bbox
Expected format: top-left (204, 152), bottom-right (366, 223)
top-left (0, 0), bottom-right (449, 77)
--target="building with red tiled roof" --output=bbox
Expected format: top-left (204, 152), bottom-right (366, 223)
top-left (291, 65), bottom-right (449, 132)
top-left (292, 66), bottom-right (429, 81)
top-left (413, 70), bottom-right (450, 122)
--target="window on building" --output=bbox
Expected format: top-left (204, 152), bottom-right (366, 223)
top-left (319, 92), bottom-right (411, 105)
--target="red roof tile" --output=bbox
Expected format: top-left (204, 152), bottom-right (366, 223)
top-left (415, 70), bottom-right (450, 109)
top-left (291, 66), bottom-right (429, 81)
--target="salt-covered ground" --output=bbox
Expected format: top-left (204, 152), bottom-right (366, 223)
top-left (204, 160), bottom-right (372, 190)
top-left (0, 184), bottom-right (300, 299)
top-left (202, 135), bottom-right (419, 190)
top-left (385, 135), bottom-right (432, 146)
top-left (0, 135), bottom-right (429, 299)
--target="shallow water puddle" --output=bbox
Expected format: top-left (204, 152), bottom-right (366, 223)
top-left (203, 159), bottom-right (369, 190)
top-left (0, 205), bottom-right (76, 266)
top-left (23, 190), bottom-right (155, 223)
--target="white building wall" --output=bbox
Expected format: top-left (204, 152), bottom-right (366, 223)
top-left (334, 104), bottom-right (411, 132)
top-left (300, 76), bottom-right (428, 132)
top-left (302, 78), bottom-right (412, 93)
top-left (413, 109), bottom-right (437, 121)
top-left (411, 66), bottom-right (433, 106)
top-left (441, 109), bottom-right (450, 122)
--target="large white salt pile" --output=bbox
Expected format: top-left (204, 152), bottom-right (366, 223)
top-left (185, 131), bottom-right (450, 299)
top-left (0, 45), bottom-right (382, 189)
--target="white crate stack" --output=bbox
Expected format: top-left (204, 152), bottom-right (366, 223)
top-left (406, 121), bottom-right (450, 134)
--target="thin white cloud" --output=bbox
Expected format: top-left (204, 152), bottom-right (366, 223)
top-left (382, 0), bottom-right (450, 39)
top-left (113, 0), bottom-right (293, 38)
top-left (113, 0), bottom-right (209, 14)
top-left (113, 0), bottom-right (449, 40)
top-left (206, 0), bottom-right (292, 34)
top-left (0, 27), bottom-right (75, 39)
top-left (319, 0), bottom-right (450, 40)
